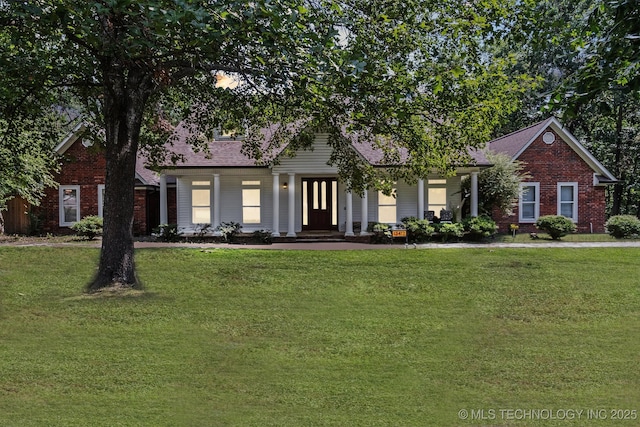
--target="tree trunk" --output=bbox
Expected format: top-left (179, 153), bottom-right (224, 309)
top-left (87, 67), bottom-right (153, 291)
top-left (610, 102), bottom-right (625, 216)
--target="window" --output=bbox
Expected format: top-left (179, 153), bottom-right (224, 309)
top-left (242, 180), bottom-right (261, 224)
top-left (558, 182), bottom-right (578, 221)
top-left (191, 180), bottom-right (211, 224)
top-left (59, 185), bottom-right (80, 226)
top-left (97, 185), bottom-right (105, 218)
top-left (378, 188), bottom-right (397, 223)
top-left (519, 183), bottom-right (539, 223)
top-left (428, 179), bottom-right (447, 213)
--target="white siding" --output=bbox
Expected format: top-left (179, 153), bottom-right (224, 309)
top-left (397, 180), bottom-right (418, 221)
top-left (171, 165), bottom-right (467, 234)
top-left (273, 134), bottom-right (338, 174)
top-left (176, 169), bottom-right (273, 234)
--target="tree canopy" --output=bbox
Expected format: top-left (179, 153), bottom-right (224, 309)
top-left (1, 0), bottom-right (530, 289)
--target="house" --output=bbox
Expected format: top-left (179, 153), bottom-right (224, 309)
top-left (155, 123), bottom-right (485, 238)
top-left (28, 123), bottom-right (176, 235)
top-left (1, 116), bottom-right (614, 238)
top-left (488, 117), bottom-right (616, 233)
top-left (155, 117), bottom-right (615, 238)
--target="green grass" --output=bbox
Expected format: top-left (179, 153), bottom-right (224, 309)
top-left (493, 232), bottom-right (626, 243)
top-left (1, 247), bottom-right (639, 426)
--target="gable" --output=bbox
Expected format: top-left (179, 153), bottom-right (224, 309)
top-left (489, 117), bottom-right (616, 185)
top-left (272, 134), bottom-right (338, 174)
top-left (56, 121), bottom-right (160, 187)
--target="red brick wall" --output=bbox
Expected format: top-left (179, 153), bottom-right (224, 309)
top-left (493, 129), bottom-right (608, 234)
top-left (34, 138), bottom-right (169, 235)
top-left (36, 138), bottom-right (107, 234)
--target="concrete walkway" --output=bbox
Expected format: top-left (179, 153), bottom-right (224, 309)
top-left (4, 239), bottom-right (640, 250)
top-left (132, 240), bottom-right (640, 250)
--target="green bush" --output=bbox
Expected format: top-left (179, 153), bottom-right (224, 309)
top-left (605, 215), bottom-right (640, 239)
top-left (401, 217), bottom-right (434, 243)
top-left (153, 223), bottom-right (182, 242)
top-left (71, 215), bottom-right (103, 240)
top-left (252, 229), bottom-right (273, 244)
top-left (216, 221), bottom-right (242, 242)
top-left (462, 215), bottom-right (498, 240)
top-left (535, 215), bottom-right (576, 240)
top-left (439, 222), bottom-right (464, 242)
top-left (368, 222), bottom-right (392, 244)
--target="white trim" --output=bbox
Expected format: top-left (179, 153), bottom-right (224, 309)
top-left (55, 122), bottom-right (86, 154)
top-left (286, 173), bottom-right (296, 237)
top-left (190, 179), bottom-right (212, 225)
top-left (213, 174), bottom-right (221, 229)
top-left (360, 190), bottom-right (369, 236)
top-left (427, 180), bottom-right (447, 214)
top-left (557, 182), bottom-right (578, 222)
top-left (241, 180), bottom-right (262, 225)
top-left (470, 172), bottom-right (479, 217)
top-left (377, 188), bottom-right (397, 224)
top-left (345, 190), bottom-right (354, 236)
top-left (59, 185), bottom-right (81, 226)
top-left (97, 184), bottom-right (105, 218)
top-left (519, 182), bottom-right (539, 223)
top-left (512, 117), bottom-right (617, 183)
top-left (272, 173), bottom-right (280, 236)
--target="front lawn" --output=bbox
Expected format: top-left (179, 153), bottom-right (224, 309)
top-left (0, 247), bottom-right (639, 426)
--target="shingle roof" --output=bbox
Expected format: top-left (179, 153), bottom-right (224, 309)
top-left (487, 118), bottom-right (553, 158)
top-left (164, 122), bottom-right (492, 168)
top-left (164, 122), bottom-right (287, 168)
top-left (487, 116), bottom-right (617, 183)
top-left (135, 158), bottom-right (160, 186)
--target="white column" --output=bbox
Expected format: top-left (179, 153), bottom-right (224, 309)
top-left (345, 190), bottom-right (354, 236)
top-left (417, 179), bottom-right (424, 219)
top-left (159, 173), bottom-right (168, 225)
top-left (286, 173), bottom-right (296, 237)
top-left (470, 171), bottom-right (479, 217)
top-left (360, 190), bottom-right (369, 235)
top-left (272, 173), bottom-right (280, 237)
top-left (213, 174), bottom-right (221, 228)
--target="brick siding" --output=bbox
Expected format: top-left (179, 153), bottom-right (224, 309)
top-left (493, 129), bottom-right (608, 234)
top-left (34, 138), bottom-right (170, 235)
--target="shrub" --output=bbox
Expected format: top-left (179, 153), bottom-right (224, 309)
top-left (71, 215), bottom-right (103, 240)
top-left (439, 222), bottom-right (464, 242)
top-left (252, 229), bottom-right (273, 244)
top-left (216, 221), bottom-right (242, 242)
top-left (401, 217), bottom-right (434, 243)
top-left (460, 152), bottom-right (531, 216)
top-left (535, 215), bottom-right (576, 240)
top-left (368, 222), bottom-right (392, 244)
top-left (153, 223), bottom-right (182, 242)
top-left (193, 223), bottom-right (212, 238)
top-left (463, 215), bottom-right (498, 240)
top-left (605, 215), bottom-right (640, 239)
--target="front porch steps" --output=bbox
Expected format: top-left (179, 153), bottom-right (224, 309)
top-left (274, 231), bottom-right (346, 243)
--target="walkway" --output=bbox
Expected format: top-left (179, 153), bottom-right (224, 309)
top-left (132, 240), bottom-right (640, 250)
top-left (4, 238), bottom-right (640, 250)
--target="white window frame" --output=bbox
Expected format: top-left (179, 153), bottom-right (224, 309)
top-left (557, 182), bottom-right (578, 222)
top-left (59, 185), bottom-right (81, 226)
top-left (242, 180), bottom-right (261, 225)
top-left (519, 182), bottom-right (539, 223)
top-left (427, 179), bottom-right (448, 214)
top-left (191, 180), bottom-right (212, 225)
top-left (97, 184), bottom-right (105, 218)
top-left (378, 188), bottom-right (397, 224)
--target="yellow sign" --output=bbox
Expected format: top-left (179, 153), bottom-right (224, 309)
top-left (392, 230), bottom-right (407, 237)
